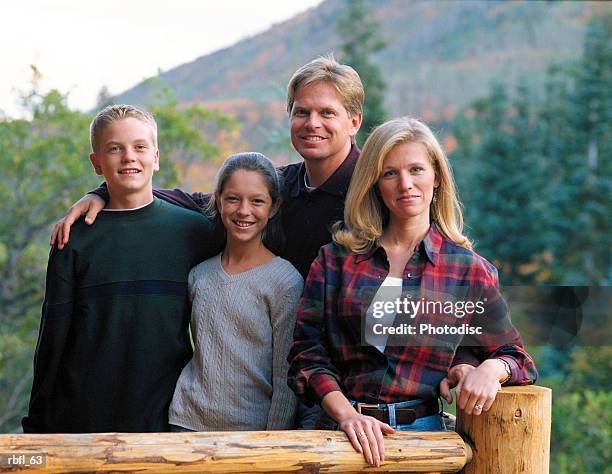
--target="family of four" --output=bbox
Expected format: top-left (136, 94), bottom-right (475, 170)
top-left (24, 56), bottom-right (537, 466)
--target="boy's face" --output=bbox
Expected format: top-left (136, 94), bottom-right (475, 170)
top-left (89, 117), bottom-right (159, 202)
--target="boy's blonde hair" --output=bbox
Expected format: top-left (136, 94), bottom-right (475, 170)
top-left (90, 104), bottom-right (157, 152)
top-left (333, 117), bottom-right (472, 253)
top-left (286, 54), bottom-right (364, 118)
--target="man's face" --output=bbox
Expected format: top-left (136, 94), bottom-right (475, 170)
top-left (89, 117), bottom-right (159, 200)
top-left (290, 81), bottom-right (362, 165)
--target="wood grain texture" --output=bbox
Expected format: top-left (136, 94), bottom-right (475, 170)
top-left (457, 386), bottom-right (552, 474)
top-left (1, 430), bottom-right (470, 473)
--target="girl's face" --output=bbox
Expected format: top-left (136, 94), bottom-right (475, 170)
top-left (377, 141), bottom-right (439, 227)
top-left (216, 169), bottom-right (276, 247)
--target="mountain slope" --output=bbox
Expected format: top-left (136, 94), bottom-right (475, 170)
top-left (117, 0), bottom-right (603, 157)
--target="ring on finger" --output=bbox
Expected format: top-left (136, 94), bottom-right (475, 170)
top-left (358, 431), bottom-right (366, 437)
top-left (474, 404), bottom-right (483, 410)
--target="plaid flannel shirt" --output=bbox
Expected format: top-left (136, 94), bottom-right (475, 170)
top-left (287, 223), bottom-right (537, 405)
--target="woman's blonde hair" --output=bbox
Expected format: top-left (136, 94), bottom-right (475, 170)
top-left (333, 117), bottom-right (472, 253)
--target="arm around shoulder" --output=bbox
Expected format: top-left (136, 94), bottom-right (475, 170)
top-left (154, 188), bottom-right (211, 213)
top-left (88, 182), bottom-right (210, 213)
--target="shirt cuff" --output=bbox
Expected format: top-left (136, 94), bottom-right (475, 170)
top-left (450, 350), bottom-right (480, 368)
top-left (309, 373), bottom-right (342, 403)
top-left (497, 356), bottom-right (519, 385)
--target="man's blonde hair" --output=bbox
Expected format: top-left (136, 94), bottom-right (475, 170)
top-left (90, 104), bottom-right (157, 152)
top-left (286, 54), bottom-right (364, 118)
top-left (333, 117), bottom-right (472, 253)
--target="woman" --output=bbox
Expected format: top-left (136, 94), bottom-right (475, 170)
top-left (287, 118), bottom-right (537, 466)
top-left (169, 152), bottom-right (303, 431)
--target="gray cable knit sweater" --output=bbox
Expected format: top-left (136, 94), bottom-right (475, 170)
top-left (169, 254), bottom-right (303, 431)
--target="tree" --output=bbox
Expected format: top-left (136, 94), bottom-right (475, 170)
top-left (337, 0), bottom-right (387, 146)
top-left (0, 88), bottom-right (98, 431)
top-left (96, 85), bottom-right (114, 109)
top-left (0, 76), bottom-right (238, 432)
top-left (450, 17), bottom-right (611, 471)
top-left (543, 17), bottom-right (612, 284)
top-left (451, 81), bottom-right (549, 284)
top-left (143, 78), bottom-right (239, 190)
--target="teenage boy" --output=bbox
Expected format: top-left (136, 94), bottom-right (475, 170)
top-left (50, 56), bottom-right (363, 280)
top-left (23, 105), bottom-right (217, 433)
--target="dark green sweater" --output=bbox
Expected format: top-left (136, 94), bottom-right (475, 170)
top-left (23, 199), bottom-right (219, 433)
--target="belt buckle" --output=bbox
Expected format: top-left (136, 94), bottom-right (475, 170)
top-left (356, 403), bottom-right (379, 414)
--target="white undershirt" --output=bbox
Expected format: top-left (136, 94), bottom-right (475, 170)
top-left (102, 199), bottom-right (154, 212)
top-left (303, 172), bottom-right (316, 192)
top-left (365, 276), bottom-right (403, 353)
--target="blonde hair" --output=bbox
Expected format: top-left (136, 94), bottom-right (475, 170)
top-left (90, 104), bottom-right (157, 152)
top-left (333, 117), bottom-right (472, 253)
top-left (286, 54), bottom-right (364, 118)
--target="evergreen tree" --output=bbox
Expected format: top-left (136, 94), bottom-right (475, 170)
top-left (449, 17), bottom-right (611, 471)
top-left (96, 85), bottom-right (114, 109)
top-left (452, 81), bottom-right (548, 284)
top-left (543, 16), bottom-right (612, 284)
top-left (337, 0), bottom-right (387, 146)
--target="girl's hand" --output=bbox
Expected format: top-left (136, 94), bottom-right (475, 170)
top-left (337, 411), bottom-right (395, 467)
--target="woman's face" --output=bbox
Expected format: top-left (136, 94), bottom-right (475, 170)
top-left (377, 141), bottom-right (439, 226)
top-left (216, 169), bottom-right (275, 247)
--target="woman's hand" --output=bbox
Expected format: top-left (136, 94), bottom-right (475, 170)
top-left (439, 363), bottom-right (475, 404)
top-left (338, 411), bottom-right (395, 467)
top-left (321, 391), bottom-right (395, 467)
top-left (440, 360), bottom-right (506, 415)
top-left (50, 194), bottom-right (105, 249)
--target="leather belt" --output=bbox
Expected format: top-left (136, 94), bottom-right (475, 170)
top-left (356, 399), bottom-right (439, 425)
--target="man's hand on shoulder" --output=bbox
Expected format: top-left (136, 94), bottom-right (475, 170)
top-left (50, 194), bottom-right (105, 249)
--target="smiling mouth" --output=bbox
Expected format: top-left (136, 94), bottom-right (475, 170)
top-left (398, 195), bottom-right (421, 201)
top-left (118, 169), bottom-right (142, 174)
top-left (302, 136), bottom-right (325, 142)
top-left (233, 220), bottom-right (255, 228)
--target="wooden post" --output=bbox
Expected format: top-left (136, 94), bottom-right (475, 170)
top-left (456, 386), bottom-right (552, 474)
top-left (0, 430), bottom-right (471, 473)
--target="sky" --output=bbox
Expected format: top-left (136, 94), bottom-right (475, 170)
top-left (1, 0), bottom-right (323, 118)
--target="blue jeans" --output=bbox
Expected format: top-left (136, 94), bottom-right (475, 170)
top-left (395, 414), bottom-right (445, 430)
top-left (316, 398), bottom-right (446, 431)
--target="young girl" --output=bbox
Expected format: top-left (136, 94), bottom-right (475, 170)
top-left (169, 152), bottom-right (303, 431)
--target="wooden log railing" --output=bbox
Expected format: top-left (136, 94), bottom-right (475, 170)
top-left (0, 386), bottom-right (551, 474)
top-left (457, 386), bottom-right (552, 474)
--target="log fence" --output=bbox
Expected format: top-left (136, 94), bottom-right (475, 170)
top-left (0, 386), bottom-right (551, 473)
